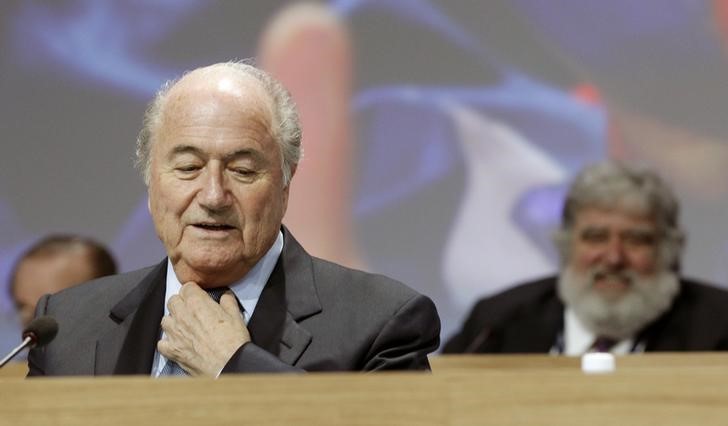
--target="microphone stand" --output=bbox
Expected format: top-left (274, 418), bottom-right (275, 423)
top-left (0, 336), bottom-right (32, 368)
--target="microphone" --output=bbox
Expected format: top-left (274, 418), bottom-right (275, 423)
top-left (0, 316), bottom-right (58, 368)
top-left (464, 326), bottom-right (492, 353)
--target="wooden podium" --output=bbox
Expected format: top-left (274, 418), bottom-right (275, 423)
top-left (2, 354), bottom-right (728, 425)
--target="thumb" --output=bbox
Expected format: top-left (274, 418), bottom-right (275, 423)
top-left (220, 292), bottom-right (242, 320)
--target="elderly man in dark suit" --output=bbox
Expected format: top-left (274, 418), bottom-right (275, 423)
top-left (28, 61), bottom-right (440, 376)
top-left (445, 161), bottom-right (728, 355)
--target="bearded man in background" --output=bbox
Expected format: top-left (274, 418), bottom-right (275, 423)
top-left (445, 161), bottom-right (728, 354)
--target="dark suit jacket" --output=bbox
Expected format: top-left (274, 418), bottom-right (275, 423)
top-left (28, 229), bottom-right (440, 375)
top-left (443, 276), bottom-right (728, 353)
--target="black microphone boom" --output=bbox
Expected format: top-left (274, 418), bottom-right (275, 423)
top-left (0, 316), bottom-right (58, 368)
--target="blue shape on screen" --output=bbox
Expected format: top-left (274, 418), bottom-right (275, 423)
top-left (10, 0), bottom-right (205, 96)
top-left (353, 76), bottom-right (605, 217)
top-left (332, 0), bottom-right (501, 66)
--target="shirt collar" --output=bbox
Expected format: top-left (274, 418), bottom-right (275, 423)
top-left (563, 307), bottom-right (635, 355)
top-left (163, 230), bottom-right (284, 324)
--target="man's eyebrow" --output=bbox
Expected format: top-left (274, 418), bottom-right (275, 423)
top-left (222, 149), bottom-right (267, 164)
top-left (165, 146), bottom-right (266, 164)
top-left (167, 145), bottom-right (205, 159)
top-left (579, 226), bottom-right (607, 235)
top-left (622, 227), bottom-right (657, 235)
top-left (580, 225), bottom-right (606, 231)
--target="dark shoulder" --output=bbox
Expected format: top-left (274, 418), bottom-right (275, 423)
top-left (42, 265), bottom-right (157, 317)
top-left (283, 228), bottom-right (427, 311)
top-left (468, 276), bottom-right (558, 322)
top-left (310, 256), bottom-right (423, 306)
top-left (676, 278), bottom-right (728, 308)
top-left (442, 276), bottom-right (558, 353)
top-left (643, 277), bottom-right (728, 351)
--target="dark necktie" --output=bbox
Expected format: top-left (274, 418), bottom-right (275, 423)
top-left (590, 336), bottom-right (618, 353)
top-left (159, 286), bottom-right (233, 377)
top-left (205, 286), bottom-right (229, 303)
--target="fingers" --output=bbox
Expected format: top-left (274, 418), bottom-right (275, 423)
top-left (157, 319), bottom-right (187, 368)
top-left (159, 283), bottom-right (250, 377)
top-left (179, 281), bottom-right (206, 299)
top-left (219, 292), bottom-right (243, 322)
top-left (167, 294), bottom-right (183, 315)
top-left (169, 282), bottom-right (216, 317)
top-left (159, 316), bottom-right (183, 355)
top-left (157, 337), bottom-right (171, 355)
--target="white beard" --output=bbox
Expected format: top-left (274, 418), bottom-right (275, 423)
top-left (557, 266), bottom-right (680, 340)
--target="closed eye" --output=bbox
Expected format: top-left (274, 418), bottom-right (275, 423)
top-left (230, 167), bottom-right (258, 180)
top-left (176, 165), bottom-right (201, 172)
top-left (580, 228), bottom-right (608, 243)
top-left (173, 164), bottom-right (203, 179)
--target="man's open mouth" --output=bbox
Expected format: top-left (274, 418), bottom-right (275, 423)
top-left (193, 223), bottom-right (235, 231)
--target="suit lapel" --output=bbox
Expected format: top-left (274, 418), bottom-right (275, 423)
top-left (638, 283), bottom-right (688, 351)
top-left (501, 280), bottom-right (564, 353)
top-left (248, 229), bottom-right (321, 365)
top-left (95, 261), bottom-right (166, 375)
top-left (96, 228), bottom-right (321, 373)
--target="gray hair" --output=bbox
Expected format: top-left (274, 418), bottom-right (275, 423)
top-left (554, 161), bottom-right (685, 270)
top-left (135, 60), bottom-right (302, 186)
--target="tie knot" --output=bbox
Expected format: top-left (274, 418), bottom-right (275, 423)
top-left (204, 286), bottom-right (230, 303)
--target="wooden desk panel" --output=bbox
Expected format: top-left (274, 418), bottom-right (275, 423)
top-left (429, 352), bottom-right (728, 372)
top-left (2, 354), bottom-right (728, 425)
top-left (2, 373), bottom-right (445, 426)
top-left (0, 361), bottom-right (27, 377)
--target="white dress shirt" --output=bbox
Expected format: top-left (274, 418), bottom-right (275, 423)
top-left (562, 308), bottom-right (643, 355)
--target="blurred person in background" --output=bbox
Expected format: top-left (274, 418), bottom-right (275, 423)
top-left (445, 161), bottom-right (728, 354)
top-left (10, 234), bottom-right (117, 327)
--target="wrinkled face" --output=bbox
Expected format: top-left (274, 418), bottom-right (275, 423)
top-left (148, 75), bottom-right (290, 286)
top-left (13, 251), bottom-right (96, 327)
top-left (567, 207), bottom-right (659, 300)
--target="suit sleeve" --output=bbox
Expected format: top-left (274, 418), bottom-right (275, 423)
top-left (222, 293), bottom-right (440, 373)
top-left (361, 294), bottom-right (441, 371)
top-left (221, 342), bottom-right (304, 374)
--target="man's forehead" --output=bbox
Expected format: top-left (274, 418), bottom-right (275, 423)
top-left (573, 207), bottom-right (656, 228)
top-left (160, 77), bottom-right (273, 133)
top-left (170, 66), bottom-right (270, 105)
top-left (156, 77), bottom-right (275, 147)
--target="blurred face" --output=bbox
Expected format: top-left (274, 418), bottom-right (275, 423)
top-left (13, 250), bottom-right (96, 327)
top-left (559, 207), bottom-right (680, 338)
top-left (567, 207), bottom-right (659, 300)
top-left (148, 72), bottom-right (291, 287)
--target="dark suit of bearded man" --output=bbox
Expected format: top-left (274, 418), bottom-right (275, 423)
top-left (443, 276), bottom-right (728, 354)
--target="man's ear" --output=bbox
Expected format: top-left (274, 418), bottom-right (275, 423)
top-left (288, 164), bottom-right (298, 185)
top-left (281, 164), bottom-right (297, 213)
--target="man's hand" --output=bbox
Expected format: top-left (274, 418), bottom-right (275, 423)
top-left (158, 282), bottom-right (250, 377)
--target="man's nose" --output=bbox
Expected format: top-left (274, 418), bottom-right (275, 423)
top-left (603, 237), bottom-right (626, 268)
top-left (198, 169), bottom-right (231, 211)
